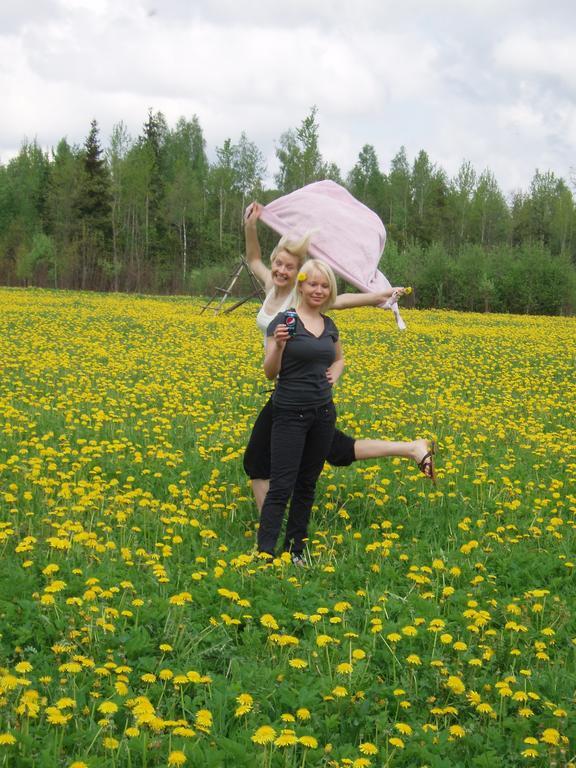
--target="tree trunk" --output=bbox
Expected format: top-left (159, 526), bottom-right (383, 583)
top-left (182, 215), bottom-right (187, 286)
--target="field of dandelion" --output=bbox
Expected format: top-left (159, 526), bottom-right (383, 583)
top-left (0, 287), bottom-right (575, 768)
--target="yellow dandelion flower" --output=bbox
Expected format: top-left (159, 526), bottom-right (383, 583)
top-left (389, 737), bottom-right (405, 749)
top-left (0, 734), bottom-right (16, 746)
top-left (251, 725), bottom-right (276, 745)
top-left (449, 725), bottom-right (465, 738)
top-left (169, 592), bottom-right (192, 606)
top-left (394, 722), bottom-right (413, 736)
top-left (521, 748), bottom-right (539, 758)
top-left (297, 272), bottom-right (307, 281)
top-left (406, 654), bottom-right (421, 665)
top-left (359, 741), bottom-right (378, 754)
top-left (289, 658), bottom-right (308, 669)
top-left (316, 634), bottom-right (336, 647)
top-left (332, 686), bottom-right (348, 698)
top-left (103, 737), bottom-right (119, 749)
top-left (476, 702), bottom-right (495, 715)
top-left (58, 662), bottom-right (82, 674)
top-left (518, 708), bottom-right (534, 718)
top-left (467, 690), bottom-right (482, 704)
top-left (275, 729), bottom-right (298, 747)
top-left (195, 709), bottom-right (212, 731)
top-left (167, 751), bottom-right (187, 766)
top-left (447, 676), bottom-right (465, 694)
top-left (14, 662), bottom-right (33, 674)
top-left (56, 698), bottom-right (76, 710)
top-left (69, 762), bottom-right (89, 768)
top-left (98, 701), bottom-right (118, 715)
top-left (298, 735), bottom-right (318, 748)
top-left (46, 708), bottom-right (71, 726)
top-left (296, 708), bottom-right (311, 720)
top-left (260, 613), bottom-right (280, 630)
top-left (336, 662), bottom-right (353, 674)
top-left (334, 601), bottom-right (352, 612)
top-left (540, 728), bottom-right (560, 746)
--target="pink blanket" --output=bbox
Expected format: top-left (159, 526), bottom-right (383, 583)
top-left (256, 180), bottom-right (405, 327)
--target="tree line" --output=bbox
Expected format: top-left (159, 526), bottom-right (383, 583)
top-left (1, 107), bottom-right (575, 314)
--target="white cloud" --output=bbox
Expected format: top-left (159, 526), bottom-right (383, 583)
top-left (494, 34), bottom-right (576, 90)
top-left (0, 0), bottom-right (575, 190)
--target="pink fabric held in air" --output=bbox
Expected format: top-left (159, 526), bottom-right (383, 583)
top-left (257, 180), bottom-right (395, 305)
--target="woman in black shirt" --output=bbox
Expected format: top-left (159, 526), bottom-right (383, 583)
top-left (257, 259), bottom-right (343, 563)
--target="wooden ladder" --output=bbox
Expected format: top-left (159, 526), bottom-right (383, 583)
top-left (200, 257), bottom-right (265, 315)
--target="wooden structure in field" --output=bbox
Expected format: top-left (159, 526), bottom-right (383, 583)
top-left (200, 257), bottom-right (265, 315)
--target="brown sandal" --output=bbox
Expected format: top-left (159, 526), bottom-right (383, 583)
top-left (417, 441), bottom-right (437, 484)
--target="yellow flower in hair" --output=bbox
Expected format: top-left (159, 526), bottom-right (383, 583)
top-left (297, 272), bottom-right (307, 281)
top-left (404, 286), bottom-right (412, 294)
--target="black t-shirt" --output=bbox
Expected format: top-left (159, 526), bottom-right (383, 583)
top-left (266, 311), bottom-right (339, 407)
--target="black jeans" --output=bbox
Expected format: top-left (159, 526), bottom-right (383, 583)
top-left (257, 401), bottom-right (336, 557)
top-left (243, 397), bottom-right (356, 479)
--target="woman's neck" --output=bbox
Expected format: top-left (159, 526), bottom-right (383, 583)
top-left (273, 284), bottom-right (293, 299)
top-left (297, 303), bottom-right (323, 320)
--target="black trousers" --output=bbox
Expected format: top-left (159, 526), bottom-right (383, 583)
top-left (243, 397), bottom-right (355, 479)
top-left (257, 401), bottom-right (336, 556)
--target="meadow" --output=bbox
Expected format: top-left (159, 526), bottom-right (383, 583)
top-left (0, 287), bottom-right (574, 768)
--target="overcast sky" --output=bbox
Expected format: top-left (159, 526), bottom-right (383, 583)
top-left (2, 0), bottom-right (575, 195)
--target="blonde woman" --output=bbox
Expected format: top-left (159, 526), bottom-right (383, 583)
top-left (243, 204), bottom-right (436, 517)
top-left (258, 260), bottom-right (342, 561)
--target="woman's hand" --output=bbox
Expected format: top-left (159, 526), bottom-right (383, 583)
top-left (264, 324), bottom-right (290, 379)
top-left (273, 323), bottom-right (290, 348)
top-left (326, 342), bottom-right (344, 385)
top-left (325, 367), bottom-right (340, 385)
top-left (244, 201), bottom-right (263, 227)
top-left (382, 287), bottom-right (409, 308)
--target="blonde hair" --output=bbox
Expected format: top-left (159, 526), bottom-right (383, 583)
top-left (296, 259), bottom-right (338, 310)
top-left (270, 232), bottom-right (313, 270)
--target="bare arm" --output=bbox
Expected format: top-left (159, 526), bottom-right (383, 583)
top-left (244, 202), bottom-right (272, 288)
top-left (263, 324), bottom-right (290, 379)
top-left (326, 340), bottom-right (344, 385)
top-left (332, 287), bottom-right (407, 310)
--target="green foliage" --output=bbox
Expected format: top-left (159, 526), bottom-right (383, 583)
top-left (275, 106), bottom-right (326, 192)
top-left (1, 109), bottom-right (576, 313)
top-left (16, 233), bottom-right (56, 283)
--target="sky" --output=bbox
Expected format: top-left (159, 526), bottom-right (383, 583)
top-left (1, 0), bottom-right (576, 196)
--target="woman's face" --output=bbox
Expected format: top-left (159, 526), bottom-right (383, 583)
top-left (298, 269), bottom-right (331, 309)
top-left (271, 250), bottom-right (299, 288)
